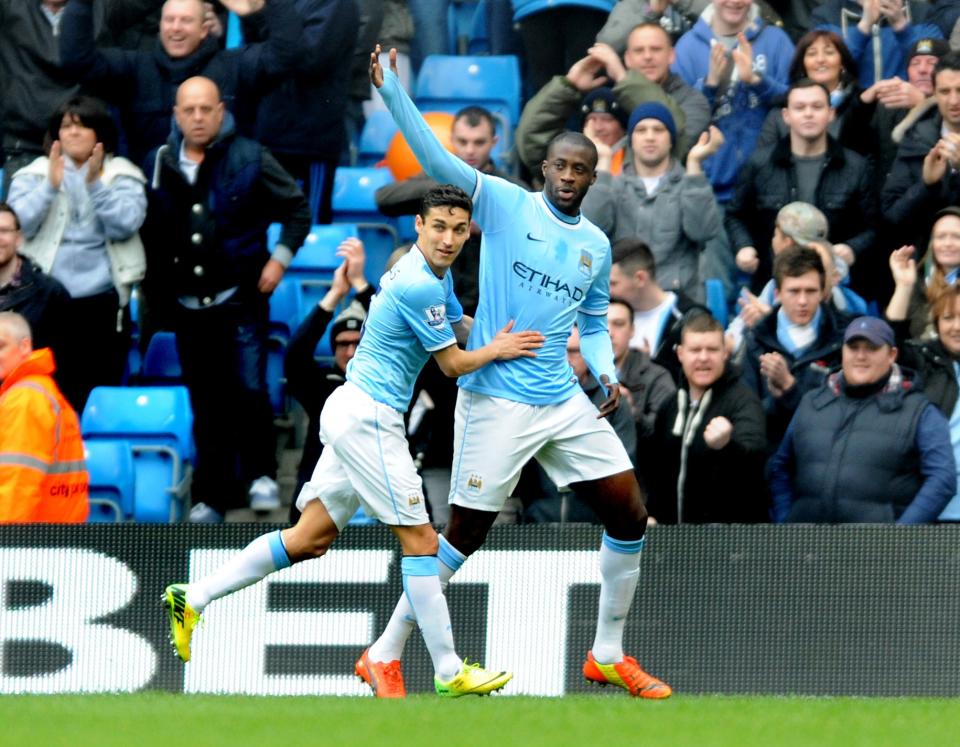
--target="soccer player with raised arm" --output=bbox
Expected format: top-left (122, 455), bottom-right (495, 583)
top-left (162, 185), bottom-right (545, 697)
top-left (362, 47), bottom-right (672, 699)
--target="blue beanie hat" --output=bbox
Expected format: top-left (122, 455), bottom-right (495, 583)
top-left (627, 102), bottom-right (677, 144)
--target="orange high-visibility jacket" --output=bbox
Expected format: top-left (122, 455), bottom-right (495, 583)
top-left (0, 348), bottom-right (89, 523)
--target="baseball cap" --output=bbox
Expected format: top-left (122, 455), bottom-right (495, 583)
top-left (843, 316), bottom-right (895, 347)
top-left (580, 88), bottom-right (629, 131)
top-left (776, 202), bottom-right (829, 248)
top-left (907, 38), bottom-right (950, 63)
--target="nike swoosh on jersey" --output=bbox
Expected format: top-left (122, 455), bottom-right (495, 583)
top-left (526, 232), bottom-right (546, 242)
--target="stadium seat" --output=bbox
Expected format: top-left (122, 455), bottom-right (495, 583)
top-left (141, 331), bottom-right (182, 384)
top-left (332, 167), bottom-right (399, 279)
top-left (81, 386), bottom-right (194, 522)
top-left (704, 278), bottom-right (728, 328)
top-left (84, 439), bottom-right (136, 522)
top-left (287, 224), bottom-right (359, 335)
top-left (415, 55), bottom-right (522, 126)
top-left (268, 277), bottom-right (301, 343)
top-left (448, 0), bottom-right (480, 54)
top-left (358, 110), bottom-right (398, 167)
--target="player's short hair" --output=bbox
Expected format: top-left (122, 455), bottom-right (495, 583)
top-left (786, 77), bottom-right (831, 105)
top-left (612, 238), bottom-right (657, 281)
top-left (609, 296), bottom-right (635, 318)
top-left (46, 95), bottom-right (119, 155)
top-left (454, 105), bottom-right (497, 136)
top-left (545, 131), bottom-right (598, 169)
top-left (680, 310), bottom-right (722, 341)
top-left (419, 184), bottom-right (473, 219)
top-left (935, 51), bottom-right (960, 82)
top-left (0, 202), bottom-right (20, 230)
top-left (0, 311), bottom-right (32, 343)
top-left (774, 246), bottom-right (826, 290)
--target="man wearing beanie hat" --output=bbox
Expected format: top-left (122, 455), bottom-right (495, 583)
top-left (516, 22), bottom-right (710, 182)
top-left (582, 100), bottom-right (724, 302)
top-left (769, 314), bottom-right (955, 524)
top-left (726, 79), bottom-right (876, 295)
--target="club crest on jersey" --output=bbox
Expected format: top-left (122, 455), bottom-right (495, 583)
top-left (408, 491), bottom-right (422, 506)
top-left (467, 473), bottom-right (483, 490)
top-left (424, 304), bottom-right (446, 328)
top-left (578, 250), bottom-right (592, 278)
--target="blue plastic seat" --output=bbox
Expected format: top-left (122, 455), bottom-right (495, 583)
top-left (141, 331), bottom-right (182, 384)
top-left (332, 167), bottom-right (399, 279)
top-left (704, 278), bottom-right (729, 328)
top-left (448, 0), bottom-right (480, 54)
top-left (81, 386), bottom-right (194, 522)
top-left (268, 277), bottom-right (301, 343)
top-left (84, 439), bottom-right (136, 522)
top-left (415, 55), bottom-right (522, 126)
top-left (358, 110), bottom-right (399, 167)
top-left (287, 223), bottom-right (359, 329)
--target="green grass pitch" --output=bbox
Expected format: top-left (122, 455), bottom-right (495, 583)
top-left (3, 693), bottom-right (958, 747)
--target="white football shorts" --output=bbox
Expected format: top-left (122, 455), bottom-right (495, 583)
top-left (448, 388), bottom-right (634, 513)
top-left (295, 381), bottom-right (428, 529)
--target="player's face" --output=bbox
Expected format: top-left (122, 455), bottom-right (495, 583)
top-left (160, 0), bottom-right (208, 59)
top-left (937, 296), bottom-right (960, 357)
top-left (174, 80), bottom-right (224, 150)
top-left (631, 119), bottom-right (672, 169)
top-left (842, 339), bottom-right (896, 386)
top-left (415, 205), bottom-right (471, 276)
top-left (931, 215), bottom-right (960, 272)
top-left (0, 212), bottom-right (21, 268)
top-left (623, 26), bottom-right (675, 84)
top-left (607, 303), bottom-right (634, 361)
top-left (541, 141), bottom-right (597, 216)
top-left (58, 114), bottom-right (98, 164)
top-left (333, 330), bottom-right (361, 371)
top-left (451, 118), bottom-right (497, 170)
top-left (0, 325), bottom-right (30, 382)
top-left (935, 69), bottom-right (960, 130)
top-left (776, 270), bottom-right (824, 325)
top-left (677, 329), bottom-right (727, 392)
top-left (583, 113), bottom-right (624, 147)
top-left (782, 86), bottom-right (833, 142)
top-left (908, 55), bottom-right (937, 96)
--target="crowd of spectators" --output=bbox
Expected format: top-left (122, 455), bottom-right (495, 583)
top-left (4, 0), bottom-right (960, 526)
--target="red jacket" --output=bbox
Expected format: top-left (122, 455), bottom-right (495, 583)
top-left (0, 348), bottom-right (88, 523)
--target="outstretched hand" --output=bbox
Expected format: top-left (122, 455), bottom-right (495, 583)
top-left (596, 374), bottom-right (621, 419)
top-left (491, 319), bottom-right (545, 361)
top-left (370, 44), bottom-right (399, 89)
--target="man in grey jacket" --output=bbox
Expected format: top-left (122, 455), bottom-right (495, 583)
top-left (582, 101), bottom-right (723, 302)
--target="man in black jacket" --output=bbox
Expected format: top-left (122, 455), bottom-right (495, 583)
top-left (641, 311), bottom-right (767, 524)
top-left (726, 78), bottom-right (877, 296)
top-left (741, 247), bottom-right (851, 451)
top-left (59, 0), bottom-right (304, 165)
top-left (142, 76), bottom-right (311, 522)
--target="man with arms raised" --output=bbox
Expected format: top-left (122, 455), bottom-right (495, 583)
top-left (163, 184), bottom-right (542, 697)
top-left (364, 46), bottom-right (672, 700)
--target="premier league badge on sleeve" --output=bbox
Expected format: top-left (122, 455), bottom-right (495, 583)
top-left (424, 304), bottom-right (447, 328)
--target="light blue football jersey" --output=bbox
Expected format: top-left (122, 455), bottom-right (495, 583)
top-left (457, 174), bottom-right (612, 405)
top-left (346, 247), bottom-right (463, 412)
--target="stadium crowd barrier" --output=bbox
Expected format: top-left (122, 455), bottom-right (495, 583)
top-left (2, 524), bottom-right (958, 696)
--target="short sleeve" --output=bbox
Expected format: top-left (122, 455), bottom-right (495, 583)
top-left (445, 274), bottom-right (464, 324)
top-left (580, 244), bottom-right (612, 317)
top-left (398, 280), bottom-right (458, 352)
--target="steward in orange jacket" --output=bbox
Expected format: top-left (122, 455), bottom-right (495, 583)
top-left (0, 314), bottom-right (88, 523)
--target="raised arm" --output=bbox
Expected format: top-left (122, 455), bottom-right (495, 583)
top-left (370, 46), bottom-right (477, 195)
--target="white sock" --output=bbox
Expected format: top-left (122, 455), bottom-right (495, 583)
top-left (185, 530), bottom-right (291, 612)
top-left (591, 533), bottom-right (644, 664)
top-left (368, 536), bottom-right (464, 663)
top-left (399, 555), bottom-right (461, 681)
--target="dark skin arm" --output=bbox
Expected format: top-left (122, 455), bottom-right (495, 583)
top-left (596, 373), bottom-right (622, 419)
